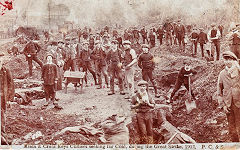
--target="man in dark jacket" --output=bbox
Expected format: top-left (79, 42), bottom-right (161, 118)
top-left (163, 18), bottom-right (173, 46)
top-left (140, 27), bottom-right (148, 44)
top-left (176, 19), bottom-right (185, 51)
top-left (157, 24), bottom-right (164, 45)
top-left (190, 28), bottom-right (199, 56)
top-left (131, 80), bottom-right (155, 144)
top-left (169, 61), bottom-right (197, 102)
top-left (79, 41), bottom-right (97, 86)
top-left (23, 39), bottom-right (43, 77)
top-left (138, 44), bottom-right (160, 98)
top-left (0, 56), bottom-right (15, 144)
top-left (198, 28), bottom-right (208, 57)
top-left (106, 40), bottom-right (125, 95)
top-left (148, 29), bottom-right (156, 48)
top-left (91, 40), bottom-right (109, 89)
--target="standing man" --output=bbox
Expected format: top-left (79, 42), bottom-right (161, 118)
top-left (131, 80), bottom-right (155, 144)
top-left (122, 40), bottom-right (138, 99)
top-left (79, 41), bottom-right (97, 86)
top-left (163, 18), bottom-right (173, 46)
top-left (148, 29), bottom-right (156, 49)
top-left (0, 56), bottom-right (15, 144)
top-left (176, 19), bottom-right (186, 51)
top-left (217, 51), bottom-right (240, 142)
top-left (198, 28), bottom-right (208, 58)
top-left (91, 40), bottom-right (109, 89)
top-left (138, 44), bottom-right (160, 98)
top-left (157, 24), bottom-right (164, 45)
top-left (23, 38), bottom-right (43, 77)
top-left (42, 54), bottom-right (62, 109)
top-left (190, 28), bottom-right (199, 56)
top-left (208, 23), bottom-right (221, 61)
top-left (140, 26), bottom-right (148, 44)
top-left (227, 27), bottom-right (240, 59)
top-left (106, 40), bottom-right (125, 95)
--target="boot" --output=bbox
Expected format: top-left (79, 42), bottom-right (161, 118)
top-left (108, 91), bottom-right (115, 95)
top-left (97, 84), bottom-right (102, 89)
top-left (120, 90), bottom-right (125, 95)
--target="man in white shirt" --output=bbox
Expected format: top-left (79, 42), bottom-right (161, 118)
top-left (207, 23), bottom-right (221, 61)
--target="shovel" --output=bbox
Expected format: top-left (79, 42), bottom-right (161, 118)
top-left (185, 75), bottom-right (196, 114)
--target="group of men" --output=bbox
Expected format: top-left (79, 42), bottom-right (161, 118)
top-left (2, 18), bottom-right (240, 145)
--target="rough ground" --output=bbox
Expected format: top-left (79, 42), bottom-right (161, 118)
top-left (1, 35), bottom-right (231, 144)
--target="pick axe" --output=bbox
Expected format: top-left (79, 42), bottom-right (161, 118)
top-left (184, 74), bottom-right (196, 114)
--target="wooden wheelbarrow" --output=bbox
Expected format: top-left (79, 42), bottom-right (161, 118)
top-left (63, 71), bottom-right (86, 94)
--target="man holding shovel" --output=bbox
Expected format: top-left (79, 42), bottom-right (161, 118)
top-left (169, 61), bottom-right (197, 104)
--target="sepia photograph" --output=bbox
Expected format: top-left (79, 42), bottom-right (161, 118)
top-left (0, 0), bottom-right (240, 149)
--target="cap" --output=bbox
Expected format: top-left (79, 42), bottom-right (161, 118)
top-left (111, 40), bottom-right (118, 44)
top-left (46, 53), bottom-right (54, 59)
top-left (211, 23), bottom-right (216, 27)
top-left (199, 28), bottom-right (204, 30)
top-left (178, 19), bottom-right (182, 22)
top-left (82, 41), bottom-right (89, 45)
top-left (95, 40), bottom-right (101, 44)
top-left (142, 44), bottom-right (149, 49)
top-left (48, 41), bottom-right (58, 46)
top-left (137, 80), bottom-right (148, 86)
top-left (123, 40), bottom-right (131, 45)
top-left (58, 41), bottom-right (64, 44)
top-left (222, 51), bottom-right (238, 61)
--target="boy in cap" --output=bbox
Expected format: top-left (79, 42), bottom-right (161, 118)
top-left (138, 44), bottom-right (160, 98)
top-left (91, 40), bottom-right (109, 89)
top-left (0, 55), bottom-right (15, 144)
top-left (79, 41), bottom-right (97, 86)
top-left (106, 40), bottom-right (125, 95)
top-left (131, 80), bottom-right (155, 144)
top-left (169, 61), bottom-right (197, 103)
top-left (122, 40), bottom-right (138, 99)
top-left (207, 23), bottom-right (221, 61)
top-left (217, 51), bottom-right (240, 142)
top-left (42, 54), bottom-right (62, 109)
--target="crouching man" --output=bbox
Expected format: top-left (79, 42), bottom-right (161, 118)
top-left (169, 61), bottom-right (197, 103)
top-left (42, 54), bottom-right (62, 110)
top-left (217, 51), bottom-right (240, 142)
top-left (131, 80), bottom-right (155, 144)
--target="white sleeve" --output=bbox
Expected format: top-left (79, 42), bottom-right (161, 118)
top-left (207, 30), bottom-right (211, 40)
top-left (130, 49), bottom-right (137, 59)
top-left (216, 30), bottom-right (221, 39)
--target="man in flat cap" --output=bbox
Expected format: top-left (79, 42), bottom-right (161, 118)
top-left (163, 18), bottom-right (173, 46)
top-left (190, 28), bottom-right (199, 57)
top-left (0, 55), bottom-right (15, 144)
top-left (138, 44), bottom-right (160, 98)
top-left (227, 25), bottom-right (240, 60)
top-left (131, 80), bottom-right (155, 144)
top-left (79, 41), bottom-right (97, 86)
top-left (91, 40), bottom-right (109, 89)
top-left (217, 51), bottom-right (240, 142)
top-left (23, 38), bottom-right (43, 77)
top-left (106, 40), bottom-right (125, 95)
top-left (122, 40), bottom-right (138, 99)
top-left (198, 28), bottom-right (208, 58)
top-left (207, 23), bottom-right (221, 61)
top-left (157, 24), bottom-right (164, 45)
top-left (176, 19), bottom-right (186, 51)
